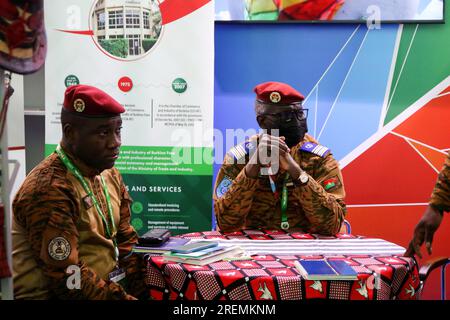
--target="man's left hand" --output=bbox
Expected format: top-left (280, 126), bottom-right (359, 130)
top-left (278, 137), bottom-right (301, 179)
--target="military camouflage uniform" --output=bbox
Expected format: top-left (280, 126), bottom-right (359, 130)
top-left (429, 151), bottom-right (450, 212)
top-left (214, 134), bottom-right (346, 235)
top-left (12, 148), bottom-right (146, 299)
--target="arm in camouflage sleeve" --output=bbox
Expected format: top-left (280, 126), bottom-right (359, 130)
top-left (17, 171), bottom-right (132, 300)
top-left (293, 155), bottom-right (346, 235)
top-left (429, 152), bottom-right (450, 213)
top-left (115, 170), bottom-right (147, 299)
top-left (213, 154), bottom-right (259, 232)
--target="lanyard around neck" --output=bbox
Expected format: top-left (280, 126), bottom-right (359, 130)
top-left (56, 145), bottom-right (119, 261)
top-left (269, 172), bottom-right (290, 230)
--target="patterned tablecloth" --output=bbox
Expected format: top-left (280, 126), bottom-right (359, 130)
top-left (145, 230), bottom-right (421, 300)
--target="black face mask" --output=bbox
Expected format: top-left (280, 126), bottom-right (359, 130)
top-left (257, 108), bottom-right (309, 147)
top-left (279, 119), bottom-right (308, 148)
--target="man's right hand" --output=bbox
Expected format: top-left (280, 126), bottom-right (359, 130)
top-left (245, 134), bottom-right (290, 178)
top-left (405, 205), bottom-right (444, 258)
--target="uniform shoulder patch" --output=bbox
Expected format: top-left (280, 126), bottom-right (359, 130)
top-left (227, 141), bottom-right (257, 161)
top-left (216, 176), bottom-right (233, 198)
top-left (48, 236), bottom-right (72, 261)
top-left (300, 142), bottom-right (330, 158)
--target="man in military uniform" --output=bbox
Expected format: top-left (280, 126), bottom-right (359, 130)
top-left (405, 151), bottom-right (449, 258)
top-left (214, 81), bottom-right (346, 235)
top-left (12, 85), bottom-right (146, 299)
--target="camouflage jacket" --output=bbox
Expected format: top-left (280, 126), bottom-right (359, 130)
top-left (12, 148), bottom-right (146, 300)
top-left (214, 134), bottom-right (346, 235)
top-left (429, 151), bottom-right (450, 212)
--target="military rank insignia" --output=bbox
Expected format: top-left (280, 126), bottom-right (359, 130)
top-left (48, 237), bottom-right (71, 261)
top-left (216, 176), bottom-right (233, 198)
top-left (227, 141), bottom-right (256, 161)
top-left (300, 142), bottom-right (330, 158)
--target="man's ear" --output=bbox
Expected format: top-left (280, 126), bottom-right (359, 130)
top-left (256, 115), bottom-right (264, 128)
top-left (63, 123), bottom-right (75, 143)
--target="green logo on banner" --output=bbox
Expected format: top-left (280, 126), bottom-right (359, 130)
top-left (132, 201), bottom-right (143, 214)
top-left (172, 78), bottom-right (187, 93)
top-left (132, 218), bottom-right (144, 231)
top-left (65, 75), bottom-right (79, 87)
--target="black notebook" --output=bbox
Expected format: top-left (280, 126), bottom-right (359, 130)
top-left (294, 259), bottom-right (358, 280)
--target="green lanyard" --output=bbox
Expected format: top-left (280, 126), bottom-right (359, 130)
top-left (56, 145), bottom-right (119, 263)
top-left (270, 172), bottom-right (290, 230)
top-left (280, 173), bottom-right (290, 230)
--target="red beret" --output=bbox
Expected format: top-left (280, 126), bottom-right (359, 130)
top-left (63, 85), bottom-right (125, 117)
top-left (254, 81), bottom-right (305, 105)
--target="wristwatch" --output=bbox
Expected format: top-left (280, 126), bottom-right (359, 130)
top-left (294, 170), bottom-right (309, 186)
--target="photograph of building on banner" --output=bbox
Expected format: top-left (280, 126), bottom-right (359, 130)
top-left (91, 0), bottom-right (162, 60)
top-left (215, 0), bottom-right (444, 23)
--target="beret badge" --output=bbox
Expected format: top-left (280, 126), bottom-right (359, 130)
top-left (269, 91), bottom-right (281, 103)
top-left (73, 98), bottom-right (85, 112)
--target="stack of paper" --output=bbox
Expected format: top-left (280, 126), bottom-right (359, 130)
top-left (163, 245), bottom-right (244, 265)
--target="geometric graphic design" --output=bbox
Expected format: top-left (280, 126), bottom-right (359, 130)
top-left (341, 79), bottom-right (450, 299)
top-left (306, 25), bottom-right (399, 161)
top-left (304, 25), bottom-right (368, 137)
top-left (393, 93), bottom-right (450, 150)
top-left (343, 132), bottom-right (439, 205)
top-left (342, 80), bottom-right (450, 206)
top-left (384, 16), bottom-right (450, 125)
top-left (407, 140), bottom-right (447, 173)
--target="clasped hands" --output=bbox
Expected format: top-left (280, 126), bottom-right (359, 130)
top-left (244, 134), bottom-right (301, 180)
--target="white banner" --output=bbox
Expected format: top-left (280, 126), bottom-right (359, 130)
top-left (45, 0), bottom-right (214, 235)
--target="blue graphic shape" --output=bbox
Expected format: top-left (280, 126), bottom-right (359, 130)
top-left (304, 25), bottom-right (367, 137)
top-left (317, 25), bottom-right (398, 161)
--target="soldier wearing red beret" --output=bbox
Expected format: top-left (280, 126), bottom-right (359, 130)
top-left (214, 81), bottom-right (347, 234)
top-left (12, 85), bottom-right (146, 299)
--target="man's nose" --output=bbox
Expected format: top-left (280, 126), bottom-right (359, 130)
top-left (108, 133), bottom-right (121, 149)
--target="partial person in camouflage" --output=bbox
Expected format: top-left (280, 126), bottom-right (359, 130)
top-left (405, 151), bottom-right (449, 258)
top-left (12, 85), bottom-right (146, 299)
top-left (214, 81), bottom-right (346, 235)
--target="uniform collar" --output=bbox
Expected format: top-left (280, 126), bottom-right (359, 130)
top-left (59, 143), bottom-right (102, 177)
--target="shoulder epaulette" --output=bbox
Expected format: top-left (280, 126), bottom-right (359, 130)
top-left (299, 142), bottom-right (330, 158)
top-left (227, 140), bottom-right (257, 161)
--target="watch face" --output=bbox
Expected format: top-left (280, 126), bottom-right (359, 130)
top-left (300, 172), bottom-right (308, 184)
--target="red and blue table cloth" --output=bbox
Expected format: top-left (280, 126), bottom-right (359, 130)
top-left (146, 230), bottom-right (420, 300)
